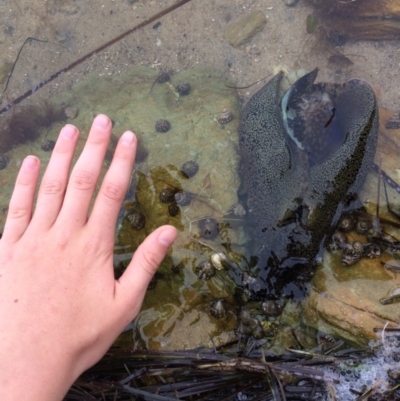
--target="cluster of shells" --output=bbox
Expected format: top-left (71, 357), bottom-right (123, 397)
top-left (329, 213), bottom-right (382, 266)
top-left (158, 185), bottom-right (193, 217)
top-left (235, 303), bottom-right (283, 339)
top-left (195, 252), bottom-right (232, 281)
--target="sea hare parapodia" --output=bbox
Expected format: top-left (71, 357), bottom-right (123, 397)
top-left (238, 68), bottom-right (378, 297)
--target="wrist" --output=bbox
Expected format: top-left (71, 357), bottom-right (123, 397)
top-left (1, 335), bottom-right (77, 401)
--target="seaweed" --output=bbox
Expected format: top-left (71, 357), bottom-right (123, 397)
top-left (65, 340), bottom-right (341, 401)
top-left (0, 101), bottom-right (67, 153)
top-left (64, 333), bottom-right (400, 401)
top-left (304, 0), bottom-right (394, 43)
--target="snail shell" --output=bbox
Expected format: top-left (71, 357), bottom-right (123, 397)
top-left (329, 231), bottom-right (348, 251)
top-left (41, 139), bottom-right (55, 152)
top-left (234, 287), bottom-right (250, 305)
top-left (363, 243), bottom-right (381, 258)
top-left (239, 309), bottom-right (253, 325)
top-left (218, 108), bottom-right (234, 124)
top-left (198, 217), bottom-right (219, 240)
top-left (174, 191), bottom-right (191, 206)
top-left (168, 202), bottom-right (180, 217)
top-left (156, 71), bottom-right (171, 83)
top-left (338, 215), bottom-right (356, 232)
top-left (317, 331), bottom-right (336, 346)
top-left (355, 219), bottom-right (371, 235)
top-left (0, 154), bottom-right (10, 170)
top-left (159, 187), bottom-right (177, 204)
top-left (261, 300), bottom-right (284, 317)
top-left (341, 241), bottom-right (364, 266)
top-left (176, 81), bottom-right (191, 96)
top-left (210, 253), bottom-right (231, 270)
top-left (180, 160), bottom-right (199, 178)
top-left (235, 321), bottom-right (253, 338)
top-left (147, 275), bottom-right (158, 290)
top-left (228, 203), bottom-right (246, 217)
top-left (195, 261), bottom-right (215, 280)
top-left (155, 119), bottom-right (171, 133)
top-left (388, 369), bottom-right (400, 381)
top-left (251, 322), bottom-right (265, 339)
top-left (127, 211), bottom-right (146, 230)
top-left (379, 287), bottom-right (400, 305)
top-left (209, 299), bottom-right (226, 318)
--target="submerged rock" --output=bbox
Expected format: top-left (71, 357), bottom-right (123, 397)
top-left (303, 252), bottom-right (400, 346)
top-left (238, 68), bottom-right (378, 297)
top-left (223, 10), bottom-right (267, 47)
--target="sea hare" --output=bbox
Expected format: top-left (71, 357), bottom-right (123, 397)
top-left (238, 68), bottom-right (378, 297)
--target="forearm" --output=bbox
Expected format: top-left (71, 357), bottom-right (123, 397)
top-left (1, 337), bottom-right (75, 401)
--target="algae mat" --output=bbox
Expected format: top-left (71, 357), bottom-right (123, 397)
top-left (0, 66), bottom-right (244, 350)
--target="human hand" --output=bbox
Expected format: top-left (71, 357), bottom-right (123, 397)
top-left (0, 114), bottom-right (177, 401)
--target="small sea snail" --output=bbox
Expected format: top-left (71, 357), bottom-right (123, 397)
top-left (209, 299), bottom-right (226, 318)
top-left (195, 261), bottom-right (215, 280)
top-left (180, 160), bottom-right (199, 178)
top-left (218, 108), bottom-right (234, 124)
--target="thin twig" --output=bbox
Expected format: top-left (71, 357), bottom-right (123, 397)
top-left (0, 0), bottom-right (194, 114)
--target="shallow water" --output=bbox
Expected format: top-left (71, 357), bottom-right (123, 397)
top-left (1, 1), bottom-right (400, 398)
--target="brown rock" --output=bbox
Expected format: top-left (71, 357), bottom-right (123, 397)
top-left (302, 252), bottom-right (400, 347)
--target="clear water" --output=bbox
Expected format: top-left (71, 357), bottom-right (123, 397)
top-left (1, 1), bottom-right (400, 398)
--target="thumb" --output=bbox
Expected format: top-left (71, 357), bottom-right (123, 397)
top-left (116, 225), bottom-right (178, 316)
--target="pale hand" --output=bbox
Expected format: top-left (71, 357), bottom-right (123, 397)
top-left (0, 115), bottom-right (177, 401)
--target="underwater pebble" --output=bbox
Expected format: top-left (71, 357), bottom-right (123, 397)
top-left (64, 106), bottom-right (78, 119)
top-left (58, 1), bottom-right (79, 15)
top-left (223, 10), bottom-right (267, 47)
top-left (0, 62), bottom-right (13, 86)
top-left (283, 0), bottom-right (300, 6)
top-left (386, 113), bottom-right (400, 129)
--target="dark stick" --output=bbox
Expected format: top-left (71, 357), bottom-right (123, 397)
top-left (3, 37), bottom-right (67, 93)
top-left (0, 0), bottom-right (193, 115)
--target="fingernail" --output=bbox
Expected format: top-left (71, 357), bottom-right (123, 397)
top-left (158, 226), bottom-right (178, 247)
top-left (61, 124), bottom-right (77, 139)
top-left (121, 131), bottom-right (135, 145)
top-left (24, 156), bottom-right (38, 170)
top-left (93, 114), bottom-right (110, 129)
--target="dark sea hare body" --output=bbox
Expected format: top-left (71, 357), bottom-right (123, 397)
top-left (239, 69), bottom-right (378, 297)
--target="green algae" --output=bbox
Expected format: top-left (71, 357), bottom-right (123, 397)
top-left (51, 65), bottom-right (245, 349)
